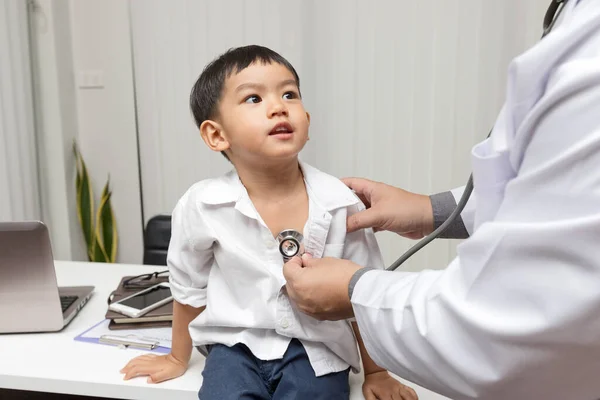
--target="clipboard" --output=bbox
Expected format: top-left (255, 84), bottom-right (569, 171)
top-left (99, 334), bottom-right (160, 350)
top-left (74, 319), bottom-right (171, 353)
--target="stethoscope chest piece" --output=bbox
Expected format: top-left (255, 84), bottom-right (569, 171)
top-left (276, 229), bottom-right (304, 261)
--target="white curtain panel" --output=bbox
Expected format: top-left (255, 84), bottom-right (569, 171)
top-left (0, 0), bottom-right (40, 222)
top-left (130, 0), bottom-right (549, 271)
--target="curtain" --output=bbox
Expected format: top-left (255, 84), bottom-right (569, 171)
top-left (0, 0), bottom-right (40, 221)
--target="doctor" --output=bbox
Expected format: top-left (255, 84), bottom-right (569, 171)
top-left (283, 0), bottom-right (600, 399)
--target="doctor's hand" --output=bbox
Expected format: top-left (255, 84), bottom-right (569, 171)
top-left (120, 353), bottom-right (187, 384)
top-left (283, 254), bottom-right (362, 321)
top-left (342, 177), bottom-right (434, 239)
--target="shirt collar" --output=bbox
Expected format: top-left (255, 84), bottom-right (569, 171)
top-left (198, 160), bottom-right (359, 211)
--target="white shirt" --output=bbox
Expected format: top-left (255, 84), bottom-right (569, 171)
top-left (352, 1), bottom-right (600, 399)
top-left (167, 161), bottom-right (384, 377)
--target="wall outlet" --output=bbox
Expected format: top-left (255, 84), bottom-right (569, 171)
top-left (77, 70), bottom-right (104, 89)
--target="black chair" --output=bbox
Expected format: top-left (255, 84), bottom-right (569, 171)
top-left (143, 215), bottom-right (172, 266)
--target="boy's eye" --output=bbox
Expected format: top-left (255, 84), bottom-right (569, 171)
top-left (283, 91), bottom-right (298, 100)
top-left (244, 95), bottom-right (261, 104)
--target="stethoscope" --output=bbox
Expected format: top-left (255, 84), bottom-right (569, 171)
top-left (278, 0), bottom-right (569, 269)
top-left (277, 229), bottom-right (305, 262)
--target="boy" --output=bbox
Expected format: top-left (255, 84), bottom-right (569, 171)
top-left (120, 45), bottom-right (417, 400)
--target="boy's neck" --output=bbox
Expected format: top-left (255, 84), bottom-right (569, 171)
top-left (236, 158), bottom-right (304, 201)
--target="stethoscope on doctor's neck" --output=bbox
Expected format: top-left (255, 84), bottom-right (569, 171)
top-left (276, 0), bottom-right (569, 270)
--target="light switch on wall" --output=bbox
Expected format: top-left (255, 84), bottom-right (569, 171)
top-left (77, 70), bottom-right (104, 89)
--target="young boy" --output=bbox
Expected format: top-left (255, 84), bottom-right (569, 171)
top-left (120, 45), bottom-right (417, 400)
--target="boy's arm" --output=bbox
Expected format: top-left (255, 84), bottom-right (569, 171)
top-left (171, 301), bottom-right (205, 365)
top-left (121, 190), bottom-right (215, 384)
top-left (354, 321), bottom-right (418, 400)
top-left (352, 321), bottom-right (385, 375)
top-left (120, 301), bottom-right (205, 383)
top-left (167, 191), bottom-right (215, 361)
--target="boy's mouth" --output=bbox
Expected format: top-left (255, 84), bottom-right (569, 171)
top-left (269, 122), bottom-right (294, 136)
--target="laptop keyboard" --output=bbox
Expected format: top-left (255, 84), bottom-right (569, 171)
top-left (60, 295), bottom-right (78, 312)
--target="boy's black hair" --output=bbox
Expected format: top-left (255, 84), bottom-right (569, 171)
top-left (190, 45), bottom-right (301, 161)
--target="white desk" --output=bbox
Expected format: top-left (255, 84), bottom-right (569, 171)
top-left (0, 261), bottom-right (449, 400)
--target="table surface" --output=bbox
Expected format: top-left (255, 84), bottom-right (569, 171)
top-left (0, 260), bottom-right (449, 400)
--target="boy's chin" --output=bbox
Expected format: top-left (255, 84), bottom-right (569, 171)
top-left (264, 152), bottom-right (301, 163)
top-left (249, 152), bottom-right (300, 167)
top-left (262, 145), bottom-right (305, 160)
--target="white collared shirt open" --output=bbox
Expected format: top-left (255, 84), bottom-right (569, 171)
top-left (167, 161), bottom-right (385, 376)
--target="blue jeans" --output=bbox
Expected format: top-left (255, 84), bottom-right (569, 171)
top-left (198, 339), bottom-right (350, 400)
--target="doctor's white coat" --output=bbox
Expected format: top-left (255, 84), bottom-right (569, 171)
top-left (351, 1), bottom-right (600, 399)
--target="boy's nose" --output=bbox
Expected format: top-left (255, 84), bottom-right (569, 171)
top-left (269, 101), bottom-right (288, 117)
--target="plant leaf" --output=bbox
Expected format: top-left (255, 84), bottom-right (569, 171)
top-left (73, 141), bottom-right (82, 203)
top-left (90, 235), bottom-right (108, 263)
top-left (99, 180), bottom-right (117, 263)
top-left (76, 149), bottom-right (95, 259)
top-left (72, 141), bottom-right (118, 263)
top-left (93, 185), bottom-right (111, 263)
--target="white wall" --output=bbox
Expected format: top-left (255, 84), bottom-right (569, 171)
top-left (29, 0), bottom-right (143, 264)
top-left (130, 0), bottom-right (551, 271)
top-left (68, 0), bottom-right (143, 264)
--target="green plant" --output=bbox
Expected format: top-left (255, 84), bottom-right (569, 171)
top-left (73, 141), bottom-right (118, 263)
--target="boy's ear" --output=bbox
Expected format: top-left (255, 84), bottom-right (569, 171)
top-left (200, 120), bottom-right (230, 153)
top-left (306, 112), bottom-right (311, 125)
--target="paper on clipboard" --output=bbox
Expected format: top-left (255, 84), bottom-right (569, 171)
top-left (74, 319), bottom-right (172, 353)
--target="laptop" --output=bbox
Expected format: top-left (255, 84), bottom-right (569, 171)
top-left (0, 221), bottom-right (94, 333)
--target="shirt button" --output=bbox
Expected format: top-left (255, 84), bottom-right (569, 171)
top-left (265, 240), bottom-right (276, 249)
top-left (280, 318), bottom-right (290, 329)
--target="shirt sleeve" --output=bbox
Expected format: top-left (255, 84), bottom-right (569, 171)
top-left (167, 190), bottom-right (215, 308)
top-left (350, 56), bottom-right (600, 399)
top-left (429, 190), bottom-right (471, 239)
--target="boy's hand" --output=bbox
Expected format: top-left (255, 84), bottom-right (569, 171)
top-left (120, 353), bottom-right (187, 384)
top-left (363, 371), bottom-right (419, 400)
